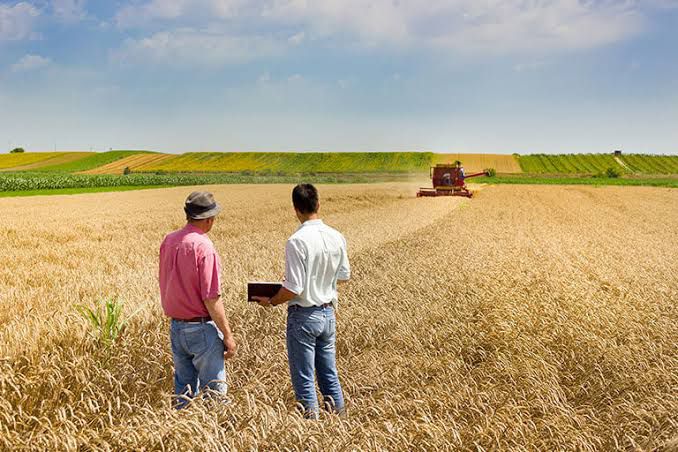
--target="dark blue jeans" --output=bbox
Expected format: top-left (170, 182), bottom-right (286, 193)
top-left (286, 305), bottom-right (345, 417)
top-left (170, 319), bottom-right (227, 408)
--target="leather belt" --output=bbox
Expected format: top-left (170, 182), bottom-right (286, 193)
top-left (289, 303), bottom-right (332, 311)
top-left (173, 316), bottom-right (212, 323)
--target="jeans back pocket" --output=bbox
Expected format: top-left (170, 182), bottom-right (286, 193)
top-left (183, 326), bottom-right (208, 355)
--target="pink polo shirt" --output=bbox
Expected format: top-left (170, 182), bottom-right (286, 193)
top-left (159, 224), bottom-right (222, 319)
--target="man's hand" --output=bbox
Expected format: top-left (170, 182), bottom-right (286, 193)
top-left (223, 336), bottom-right (237, 360)
top-left (254, 287), bottom-right (297, 307)
top-left (203, 297), bottom-right (236, 361)
top-left (253, 296), bottom-right (272, 307)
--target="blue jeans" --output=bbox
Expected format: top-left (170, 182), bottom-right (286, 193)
top-left (170, 319), bottom-right (227, 408)
top-left (286, 305), bottom-right (345, 416)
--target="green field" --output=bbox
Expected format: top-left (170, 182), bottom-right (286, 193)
top-left (0, 172), bottom-right (378, 196)
top-left (517, 154), bottom-right (621, 174)
top-left (484, 175), bottom-right (678, 188)
top-left (617, 154), bottom-right (678, 174)
top-left (0, 151), bottom-right (676, 196)
top-left (517, 153), bottom-right (678, 175)
top-left (36, 150), bottom-right (153, 173)
top-left (3, 151), bottom-right (677, 176)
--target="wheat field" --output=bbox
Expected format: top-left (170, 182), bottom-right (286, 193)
top-left (433, 154), bottom-right (522, 173)
top-left (0, 153), bottom-right (90, 171)
top-left (0, 183), bottom-right (676, 450)
top-left (81, 154), bottom-right (175, 175)
top-left (0, 153), bottom-right (95, 172)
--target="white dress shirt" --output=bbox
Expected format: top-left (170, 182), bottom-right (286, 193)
top-left (283, 219), bottom-right (351, 307)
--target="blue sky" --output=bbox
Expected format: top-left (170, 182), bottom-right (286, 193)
top-left (1, 0), bottom-right (677, 154)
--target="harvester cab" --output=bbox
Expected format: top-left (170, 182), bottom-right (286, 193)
top-left (417, 164), bottom-right (489, 198)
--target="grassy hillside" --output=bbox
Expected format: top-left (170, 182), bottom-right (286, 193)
top-left (517, 154), bottom-right (623, 174)
top-left (618, 154), bottom-right (678, 174)
top-left (517, 153), bottom-right (678, 175)
top-left (38, 150), bottom-right (153, 173)
top-left (0, 151), bottom-right (521, 174)
top-left (136, 152), bottom-right (436, 173)
top-left (2, 151), bottom-right (675, 179)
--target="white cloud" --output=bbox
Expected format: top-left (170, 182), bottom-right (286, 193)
top-left (11, 54), bottom-right (51, 72)
top-left (263, 0), bottom-right (644, 53)
top-left (115, 0), bottom-right (250, 27)
top-left (111, 0), bottom-right (668, 57)
top-left (0, 2), bottom-right (40, 41)
top-left (52, 0), bottom-right (87, 23)
top-left (112, 28), bottom-right (282, 66)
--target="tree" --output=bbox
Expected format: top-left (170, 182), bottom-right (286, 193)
top-left (605, 167), bottom-right (621, 178)
top-left (10, 148), bottom-right (25, 153)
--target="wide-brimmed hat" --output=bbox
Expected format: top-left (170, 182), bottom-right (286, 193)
top-left (184, 191), bottom-right (221, 219)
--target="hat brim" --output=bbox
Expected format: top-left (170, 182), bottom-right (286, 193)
top-left (188, 204), bottom-right (222, 220)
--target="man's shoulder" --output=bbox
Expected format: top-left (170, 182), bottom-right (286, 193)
top-left (161, 228), bottom-right (183, 246)
top-left (163, 228), bottom-right (216, 253)
top-left (323, 223), bottom-right (344, 235)
top-left (193, 234), bottom-right (217, 255)
top-left (289, 222), bottom-right (346, 245)
top-left (321, 223), bottom-right (347, 243)
top-left (288, 225), bottom-right (320, 254)
top-left (287, 229), bottom-right (306, 246)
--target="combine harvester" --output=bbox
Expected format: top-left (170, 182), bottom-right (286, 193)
top-left (417, 162), bottom-right (490, 198)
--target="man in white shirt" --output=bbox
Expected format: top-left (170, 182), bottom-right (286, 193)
top-left (254, 184), bottom-right (350, 418)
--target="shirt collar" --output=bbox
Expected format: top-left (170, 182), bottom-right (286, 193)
top-left (184, 223), bottom-right (205, 235)
top-left (299, 219), bottom-right (323, 229)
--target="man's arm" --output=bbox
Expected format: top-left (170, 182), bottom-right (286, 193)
top-left (254, 287), bottom-right (297, 307)
top-left (199, 251), bottom-right (236, 359)
top-left (337, 235), bottom-right (351, 282)
top-left (204, 297), bottom-right (237, 359)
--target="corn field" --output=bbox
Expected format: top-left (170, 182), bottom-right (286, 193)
top-left (0, 173), bottom-right (370, 192)
top-left (0, 183), bottom-right (676, 450)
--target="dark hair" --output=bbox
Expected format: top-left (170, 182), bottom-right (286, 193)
top-left (292, 184), bottom-right (319, 214)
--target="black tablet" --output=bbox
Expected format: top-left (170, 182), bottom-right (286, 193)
top-left (247, 282), bottom-right (283, 302)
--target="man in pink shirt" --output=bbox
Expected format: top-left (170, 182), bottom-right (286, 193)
top-left (159, 191), bottom-right (237, 408)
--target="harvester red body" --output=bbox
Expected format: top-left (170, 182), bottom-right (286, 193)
top-left (417, 165), bottom-right (489, 198)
